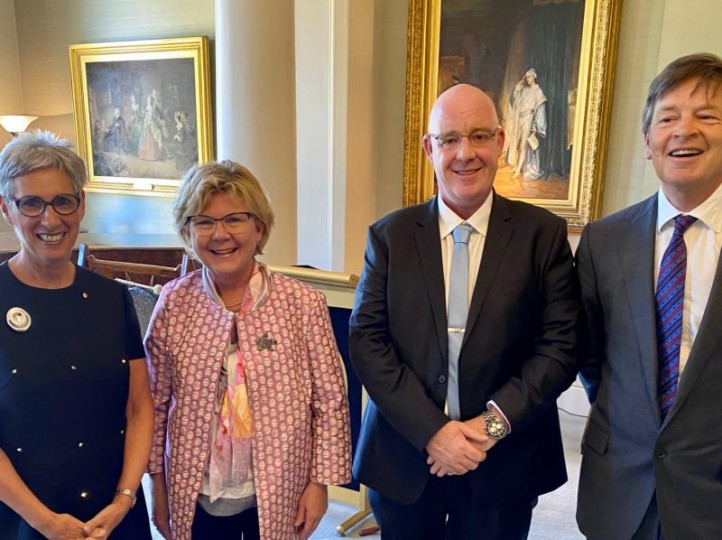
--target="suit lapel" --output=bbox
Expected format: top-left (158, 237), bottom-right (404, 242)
top-left (412, 199), bottom-right (448, 359)
top-left (669, 244), bottom-right (722, 419)
top-left (618, 196), bottom-right (660, 417)
top-left (464, 193), bottom-right (513, 346)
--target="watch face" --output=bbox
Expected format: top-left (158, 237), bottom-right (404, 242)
top-left (484, 411), bottom-right (507, 439)
top-left (488, 419), bottom-right (505, 437)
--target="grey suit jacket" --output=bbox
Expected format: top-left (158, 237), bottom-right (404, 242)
top-left (576, 194), bottom-right (722, 539)
top-left (350, 194), bottom-right (579, 504)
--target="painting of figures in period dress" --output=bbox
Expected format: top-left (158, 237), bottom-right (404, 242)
top-left (86, 58), bottom-right (200, 182)
top-left (70, 37), bottom-right (212, 197)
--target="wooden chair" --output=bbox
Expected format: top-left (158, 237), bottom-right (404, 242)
top-left (76, 243), bottom-right (190, 288)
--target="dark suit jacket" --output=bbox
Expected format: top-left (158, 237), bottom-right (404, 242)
top-left (576, 194), bottom-right (722, 539)
top-left (349, 194), bottom-right (578, 504)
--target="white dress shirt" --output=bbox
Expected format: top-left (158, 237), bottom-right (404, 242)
top-left (655, 184), bottom-right (722, 378)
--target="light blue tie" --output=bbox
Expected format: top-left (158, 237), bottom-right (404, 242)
top-left (447, 223), bottom-right (473, 420)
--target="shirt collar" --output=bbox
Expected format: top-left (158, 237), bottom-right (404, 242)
top-left (438, 192), bottom-right (493, 239)
top-left (657, 182), bottom-right (722, 234)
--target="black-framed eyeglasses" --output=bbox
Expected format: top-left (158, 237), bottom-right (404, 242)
top-left (8, 193), bottom-right (81, 217)
top-left (187, 211), bottom-right (256, 235)
top-left (428, 129), bottom-right (500, 150)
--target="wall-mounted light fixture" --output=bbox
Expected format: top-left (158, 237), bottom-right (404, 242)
top-left (0, 115), bottom-right (39, 137)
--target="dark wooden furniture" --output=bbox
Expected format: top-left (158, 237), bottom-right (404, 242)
top-left (0, 232), bottom-right (198, 285)
top-left (76, 243), bottom-right (191, 286)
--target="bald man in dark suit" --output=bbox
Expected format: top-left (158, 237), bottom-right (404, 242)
top-left (349, 84), bottom-right (579, 540)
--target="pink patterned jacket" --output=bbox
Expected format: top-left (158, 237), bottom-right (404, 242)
top-left (145, 266), bottom-right (352, 539)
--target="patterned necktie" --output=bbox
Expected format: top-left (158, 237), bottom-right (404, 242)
top-left (656, 214), bottom-right (697, 419)
top-left (447, 223), bottom-right (473, 420)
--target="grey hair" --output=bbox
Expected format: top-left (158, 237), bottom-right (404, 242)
top-left (0, 130), bottom-right (88, 198)
top-left (642, 53), bottom-right (722, 135)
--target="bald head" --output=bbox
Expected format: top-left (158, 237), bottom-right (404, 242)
top-left (422, 83), bottom-right (504, 219)
top-left (428, 84), bottom-right (499, 133)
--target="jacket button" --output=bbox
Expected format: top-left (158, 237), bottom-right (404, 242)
top-left (437, 374), bottom-right (446, 384)
top-left (655, 449), bottom-right (667, 459)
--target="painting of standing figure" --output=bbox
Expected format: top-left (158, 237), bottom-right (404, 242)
top-left (70, 37), bottom-right (212, 196)
top-left (403, 0), bottom-right (621, 228)
top-left (436, 0), bottom-right (585, 201)
top-left (505, 68), bottom-right (547, 181)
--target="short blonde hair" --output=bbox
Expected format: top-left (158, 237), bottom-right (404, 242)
top-left (172, 160), bottom-right (275, 255)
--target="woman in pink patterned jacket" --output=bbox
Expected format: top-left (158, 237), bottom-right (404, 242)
top-left (145, 161), bottom-right (351, 540)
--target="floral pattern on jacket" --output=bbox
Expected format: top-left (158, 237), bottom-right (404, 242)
top-left (145, 266), bottom-right (352, 539)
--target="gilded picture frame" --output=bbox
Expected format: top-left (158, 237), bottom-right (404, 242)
top-left (403, 0), bottom-right (621, 229)
top-left (69, 37), bottom-right (213, 197)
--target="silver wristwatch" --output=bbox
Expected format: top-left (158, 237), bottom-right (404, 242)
top-left (483, 409), bottom-right (508, 440)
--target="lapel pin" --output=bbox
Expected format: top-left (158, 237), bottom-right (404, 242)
top-left (255, 332), bottom-right (277, 352)
top-left (6, 307), bottom-right (31, 333)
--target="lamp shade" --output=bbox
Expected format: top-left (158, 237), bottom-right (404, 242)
top-left (0, 115), bottom-right (39, 135)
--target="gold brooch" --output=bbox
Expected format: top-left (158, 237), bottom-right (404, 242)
top-left (6, 307), bottom-right (31, 333)
top-left (255, 332), bottom-right (277, 352)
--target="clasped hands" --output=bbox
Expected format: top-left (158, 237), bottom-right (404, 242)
top-left (425, 415), bottom-right (497, 477)
top-left (39, 497), bottom-right (132, 540)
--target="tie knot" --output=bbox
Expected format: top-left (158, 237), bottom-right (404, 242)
top-left (673, 214), bottom-right (697, 235)
top-left (452, 223), bottom-right (473, 245)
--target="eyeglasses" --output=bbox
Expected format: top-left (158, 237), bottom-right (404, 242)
top-left (428, 129), bottom-right (499, 150)
top-left (187, 211), bottom-right (256, 235)
top-left (8, 193), bottom-right (81, 217)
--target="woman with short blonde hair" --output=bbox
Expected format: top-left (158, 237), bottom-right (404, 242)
top-left (147, 160), bottom-right (351, 539)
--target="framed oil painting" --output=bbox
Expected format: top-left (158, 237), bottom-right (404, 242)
top-left (69, 36), bottom-right (213, 197)
top-left (403, 0), bottom-right (621, 229)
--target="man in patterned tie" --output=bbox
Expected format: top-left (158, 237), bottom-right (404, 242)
top-left (349, 83), bottom-right (579, 539)
top-left (576, 53), bottom-right (722, 540)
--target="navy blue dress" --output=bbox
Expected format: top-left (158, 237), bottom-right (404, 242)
top-left (0, 263), bottom-right (151, 539)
